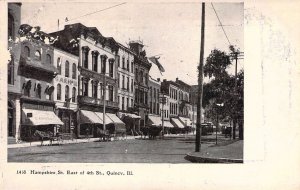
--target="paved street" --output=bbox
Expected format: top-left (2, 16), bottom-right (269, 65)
top-left (8, 135), bottom-right (211, 163)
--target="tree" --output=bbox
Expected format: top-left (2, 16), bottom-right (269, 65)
top-left (202, 48), bottom-right (244, 140)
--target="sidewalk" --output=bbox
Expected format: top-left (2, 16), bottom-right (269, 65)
top-left (7, 136), bottom-right (137, 149)
top-left (186, 140), bottom-right (243, 163)
top-left (7, 134), bottom-right (194, 148)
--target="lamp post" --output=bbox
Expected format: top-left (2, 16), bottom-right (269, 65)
top-left (160, 94), bottom-right (167, 139)
top-left (215, 103), bottom-right (223, 145)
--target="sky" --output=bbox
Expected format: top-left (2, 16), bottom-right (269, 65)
top-left (21, 2), bottom-right (244, 85)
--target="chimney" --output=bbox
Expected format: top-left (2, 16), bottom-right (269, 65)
top-left (176, 77), bottom-right (179, 82)
top-left (157, 78), bottom-right (160, 82)
top-left (163, 79), bottom-right (167, 82)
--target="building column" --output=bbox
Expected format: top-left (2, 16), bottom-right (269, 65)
top-left (15, 98), bottom-right (21, 142)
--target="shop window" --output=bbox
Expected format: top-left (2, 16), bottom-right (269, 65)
top-left (65, 61), bottom-right (69, 77)
top-left (24, 46), bottom-right (30, 58)
top-left (35, 50), bottom-right (41, 61)
top-left (8, 56), bottom-right (14, 85)
top-left (46, 54), bottom-right (51, 65)
top-left (72, 63), bottom-right (76, 79)
top-left (57, 84), bottom-right (61, 100)
top-left (65, 85), bottom-right (69, 101)
top-left (72, 87), bottom-right (76, 102)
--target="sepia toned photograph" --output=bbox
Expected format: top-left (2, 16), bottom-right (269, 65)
top-left (6, 2), bottom-right (244, 163)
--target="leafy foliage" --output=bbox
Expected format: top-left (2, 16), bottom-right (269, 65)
top-left (204, 49), bottom-right (231, 79)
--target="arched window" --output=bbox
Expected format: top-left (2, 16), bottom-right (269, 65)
top-left (46, 54), bottom-right (51, 65)
top-left (36, 83), bottom-right (41, 99)
top-left (72, 63), bottom-right (76, 79)
top-left (72, 87), bottom-right (76, 102)
top-left (57, 57), bottom-right (61, 74)
top-left (8, 13), bottom-right (14, 40)
top-left (35, 50), bottom-right (41, 60)
top-left (65, 61), bottom-right (69, 77)
top-left (57, 84), bottom-right (61, 100)
top-left (24, 46), bottom-right (30, 58)
top-left (8, 56), bottom-right (14, 85)
top-left (65, 85), bottom-right (69, 101)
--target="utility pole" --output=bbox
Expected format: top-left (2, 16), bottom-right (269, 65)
top-left (195, 2), bottom-right (205, 152)
top-left (230, 49), bottom-right (243, 140)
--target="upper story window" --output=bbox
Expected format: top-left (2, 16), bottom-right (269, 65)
top-left (109, 58), bottom-right (114, 77)
top-left (57, 84), bottom-right (61, 100)
top-left (127, 77), bottom-right (129, 90)
top-left (83, 79), bottom-right (88, 96)
top-left (127, 60), bottom-right (129, 71)
top-left (82, 46), bottom-right (90, 69)
top-left (131, 79), bottom-right (133, 92)
top-left (35, 50), bottom-right (41, 61)
top-left (72, 63), bottom-right (76, 79)
top-left (8, 56), bottom-right (14, 85)
top-left (65, 61), bottom-right (69, 78)
top-left (65, 85), bottom-right (69, 101)
top-left (24, 46), bottom-right (30, 58)
top-left (92, 51), bottom-right (99, 72)
top-left (140, 70), bottom-right (144, 83)
top-left (46, 54), bottom-right (51, 65)
top-left (117, 73), bottom-right (120, 88)
top-left (8, 13), bottom-right (14, 40)
top-left (35, 83), bottom-right (41, 99)
top-left (57, 58), bottom-right (61, 74)
top-left (100, 55), bottom-right (107, 74)
top-left (131, 61), bottom-right (134, 73)
top-left (122, 57), bottom-right (125, 69)
top-left (72, 87), bottom-right (76, 102)
top-left (122, 75), bottom-right (125, 89)
top-left (108, 85), bottom-right (114, 101)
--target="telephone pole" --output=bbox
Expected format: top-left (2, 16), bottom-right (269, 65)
top-left (195, 2), bottom-right (205, 152)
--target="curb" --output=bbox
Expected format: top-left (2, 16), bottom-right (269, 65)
top-left (185, 152), bottom-right (243, 163)
top-left (8, 136), bottom-right (138, 149)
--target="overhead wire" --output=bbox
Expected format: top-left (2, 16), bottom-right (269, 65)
top-left (211, 3), bottom-right (231, 46)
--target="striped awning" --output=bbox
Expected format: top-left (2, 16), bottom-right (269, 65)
top-left (171, 118), bottom-right (185, 128)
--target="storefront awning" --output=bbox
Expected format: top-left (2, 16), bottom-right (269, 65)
top-left (23, 108), bottom-right (63, 125)
top-left (163, 120), bottom-right (174, 128)
top-left (119, 112), bottom-right (141, 119)
top-left (171, 118), bottom-right (185, 128)
top-left (148, 115), bottom-right (162, 126)
top-left (179, 117), bottom-right (192, 127)
top-left (80, 110), bottom-right (102, 124)
top-left (107, 113), bottom-right (126, 133)
top-left (95, 112), bottom-right (113, 125)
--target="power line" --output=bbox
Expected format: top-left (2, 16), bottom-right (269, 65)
top-left (65, 2), bottom-right (126, 22)
top-left (211, 3), bottom-right (231, 46)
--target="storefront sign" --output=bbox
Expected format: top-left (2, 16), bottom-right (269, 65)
top-left (55, 75), bottom-right (78, 86)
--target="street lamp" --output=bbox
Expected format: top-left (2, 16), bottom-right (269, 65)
top-left (215, 103), bottom-right (224, 145)
top-left (160, 94), bottom-right (167, 139)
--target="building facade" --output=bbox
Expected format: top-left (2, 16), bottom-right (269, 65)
top-left (53, 48), bottom-right (79, 136)
top-left (129, 40), bottom-right (152, 131)
top-left (50, 23), bottom-right (124, 137)
top-left (7, 3), bottom-right (22, 140)
top-left (116, 43), bottom-right (135, 112)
